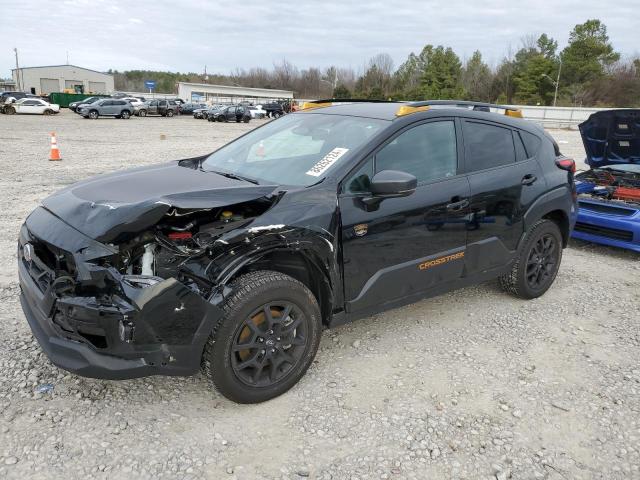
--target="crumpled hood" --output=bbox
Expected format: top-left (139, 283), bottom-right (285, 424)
top-left (579, 109), bottom-right (640, 168)
top-left (41, 161), bottom-right (278, 243)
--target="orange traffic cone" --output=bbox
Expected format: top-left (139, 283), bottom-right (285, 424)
top-left (49, 132), bottom-right (61, 161)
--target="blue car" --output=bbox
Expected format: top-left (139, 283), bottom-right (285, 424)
top-left (573, 109), bottom-right (640, 252)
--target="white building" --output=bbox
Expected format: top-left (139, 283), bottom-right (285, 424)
top-left (12, 65), bottom-right (114, 95)
top-left (177, 82), bottom-right (294, 104)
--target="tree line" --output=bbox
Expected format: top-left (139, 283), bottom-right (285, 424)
top-left (111, 19), bottom-right (639, 107)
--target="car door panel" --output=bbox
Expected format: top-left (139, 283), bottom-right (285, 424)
top-left (461, 120), bottom-right (547, 275)
top-left (340, 175), bottom-right (471, 313)
top-left (339, 118), bottom-right (470, 314)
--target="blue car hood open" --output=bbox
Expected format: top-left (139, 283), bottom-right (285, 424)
top-left (579, 109), bottom-right (640, 168)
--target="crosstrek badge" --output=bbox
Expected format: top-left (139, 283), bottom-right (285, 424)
top-left (305, 148), bottom-right (349, 177)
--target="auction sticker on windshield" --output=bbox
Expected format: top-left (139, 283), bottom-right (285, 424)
top-left (306, 148), bottom-right (349, 177)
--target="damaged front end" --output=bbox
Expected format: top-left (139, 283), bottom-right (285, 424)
top-left (18, 161), bottom-right (289, 379)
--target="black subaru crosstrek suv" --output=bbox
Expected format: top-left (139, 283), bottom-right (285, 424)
top-left (18, 100), bottom-right (577, 403)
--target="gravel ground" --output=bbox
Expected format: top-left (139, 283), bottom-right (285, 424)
top-left (0, 111), bottom-right (639, 480)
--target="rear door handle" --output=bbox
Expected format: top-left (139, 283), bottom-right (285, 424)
top-left (522, 174), bottom-right (537, 186)
top-left (446, 198), bottom-right (469, 212)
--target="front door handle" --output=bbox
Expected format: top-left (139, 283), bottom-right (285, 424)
top-left (446, 198), bottom-right (469, 212)
top-left (522, 174), bottom-right (537, 186)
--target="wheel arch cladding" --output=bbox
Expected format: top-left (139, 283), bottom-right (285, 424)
top-left (230, 249), bottom-right (334, 326)
top-left (542, 209), bottom-right (570, 247)
top-left (523, 186), bottom-right (575, 248)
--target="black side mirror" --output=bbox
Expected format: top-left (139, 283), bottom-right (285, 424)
top-left (369, 170), bottom-right (417, 197)
top-left (358, 170), bottom-right (417, 211)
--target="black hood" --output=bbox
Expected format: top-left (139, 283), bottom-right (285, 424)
top-left (41, 161), bottom-right (278, 243)
top-left (579, 109), bottom-right (640, 168)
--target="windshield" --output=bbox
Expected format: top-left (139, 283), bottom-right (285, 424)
top-left (202, 113), bottom-right (387, 186)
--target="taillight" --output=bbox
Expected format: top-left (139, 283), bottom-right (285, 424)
top-left (555, 157), bottom-right (576, 173)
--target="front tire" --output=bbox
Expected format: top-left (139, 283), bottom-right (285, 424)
top-left (202, 271), bottom-right (322, 403)
top-left (138, 109), bottom-right (147, 117)
top-left (499, 219), bottom-right (563, 299)
top-left (88, 110), bottom-right (99, 119)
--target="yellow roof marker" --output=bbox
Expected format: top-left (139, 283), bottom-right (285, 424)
top-left (395, 105), bottom-right (430, 117)
top-left (504, 109), bottom-right (523, 118)
top-left (301, 102), bottom-right (333, 110)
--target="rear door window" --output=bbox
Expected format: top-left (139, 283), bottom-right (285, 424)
top-left (462, 121), bottom-right (515, 171)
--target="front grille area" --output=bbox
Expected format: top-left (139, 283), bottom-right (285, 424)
top-left (578, 201), bottom-right (636, 216)
top-left (20, 235), bottom-right (76, 294)
top-left (574, 222), bottom-right (634, 242)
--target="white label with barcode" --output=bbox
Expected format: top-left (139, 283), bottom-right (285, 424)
top-left (306, 148), bottom-right (349, 177)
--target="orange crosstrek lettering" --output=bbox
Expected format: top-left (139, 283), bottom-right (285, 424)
top-left (418, 251), bottom-right (465, 270)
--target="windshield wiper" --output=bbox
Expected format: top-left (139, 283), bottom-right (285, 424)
top-left (209, 169), bottom-right (260, 185)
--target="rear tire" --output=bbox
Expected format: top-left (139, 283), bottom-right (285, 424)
top-left (202, 271), bottom-right (322, 404)
top-left (499, 219), bottom-right (563, 299)
top-left (166, 110), bottom-right (174, 117)
top-left (121, 110), bottom-right (131, 119)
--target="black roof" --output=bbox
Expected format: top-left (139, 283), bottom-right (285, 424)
top-left (297, 101), bottom-right (541, 133)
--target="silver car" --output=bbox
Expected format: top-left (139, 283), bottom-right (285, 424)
top-left (77, 99), bottom-right (134, 119)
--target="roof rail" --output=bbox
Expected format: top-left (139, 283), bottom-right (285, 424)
top-left (407, 100), bottom-right (523, 117)
top-left (299, 98), bottom-right (524, 118)
top-left (301, 98), bottom-right (397, 110)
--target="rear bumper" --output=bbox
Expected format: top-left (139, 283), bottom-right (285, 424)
top-left (572, 201), bottom-right (640, 252)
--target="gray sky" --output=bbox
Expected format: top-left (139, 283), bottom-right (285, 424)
top-left (3, 0), bottom-right (638, 78)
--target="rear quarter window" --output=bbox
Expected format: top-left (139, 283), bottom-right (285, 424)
top-left (520, 130), bottom-right (542, 158)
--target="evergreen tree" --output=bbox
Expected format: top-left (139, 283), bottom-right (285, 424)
top-left (561, 19), bottom-right (620, 86)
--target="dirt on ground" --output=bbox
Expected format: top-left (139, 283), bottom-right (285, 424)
top-left (0, 111), bottom-right (638, 480)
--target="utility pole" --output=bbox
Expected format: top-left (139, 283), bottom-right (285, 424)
top-left (14, 47), bottom-right (21, 91)
top-left (552, 56), bottom-right (562, 107)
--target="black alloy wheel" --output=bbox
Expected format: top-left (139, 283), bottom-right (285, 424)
top-left (499, 219), bottom-right (563, 299)
top-left (525, 233), bottom-right (557, 290)
top-left (231, 302), bottom-right (307, 387)
top-left (202, 270), bottom-right (322, 403)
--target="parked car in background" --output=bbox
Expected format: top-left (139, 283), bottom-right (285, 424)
top-left (180, 103), bottom-right (207, 115)
top-left (262, 102), bottom-right (285, 118)
top-left (572, 109), bottom-right (640, 252)
top-left (120, 97), bottom-right (146, 114)
top-left (208, 104), bottom-right (251, 123)
top-left (4, 98), bottom-right (60, 115)
top-left (138, 100), bottom-right (178, 117)
top-left (77, 99), bottom-right (134, 119)
top-left (248, 105), bottom-right (267, 119)
top-left (204, 105), bottom-right (225, 121)
top-left (192, 106), bottom-right (209, 119)
top-left (1, 91), bottom-right (33, 104)
top-left (69, 96), bottom-right (103, 112)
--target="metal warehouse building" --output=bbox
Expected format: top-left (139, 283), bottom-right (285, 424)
top-left (177, 82), bottom-right (293, 104)
top-left (12, 65), bottom-right (114, 95)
